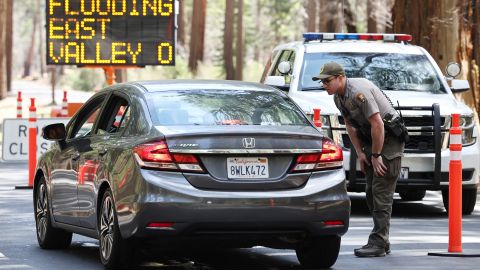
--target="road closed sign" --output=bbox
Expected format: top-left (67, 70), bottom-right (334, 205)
top-left (2, 118), bottom-right (70, 161)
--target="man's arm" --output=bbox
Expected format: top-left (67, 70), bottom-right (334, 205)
top-left (368, 112), bottom-right (387, 176)
top-left (345, 119), bottom-right (370, 173)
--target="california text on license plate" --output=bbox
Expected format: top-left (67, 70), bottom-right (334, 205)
top-left (227, 157), bottom-right (269, 179)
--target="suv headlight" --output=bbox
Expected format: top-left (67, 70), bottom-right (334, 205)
top-left (459, 115), bottom-right (474, 128)
top-left (453, 115), bottom-right (476, 146)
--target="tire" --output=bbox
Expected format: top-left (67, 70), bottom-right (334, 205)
top-left (399, 190), bottom-right (426, 201)
top-left (442, 188), bottom-right (478, 215)
top-left (34, 177), bottom-right (72, 249)
top-left (296, 236), bottom-right (340, 269)
top-left (99, 189), bottom-right (133, 270)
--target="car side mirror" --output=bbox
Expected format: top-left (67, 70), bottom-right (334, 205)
top-left (450, 79), bottom-right (470, 93)
top-left (42, 123), bottom-right (67, 141)
top-left (264, 76), bottom-right (289, 92)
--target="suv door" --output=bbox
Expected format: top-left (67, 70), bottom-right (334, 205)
top-left (51, 94), bottom-right (106, 225)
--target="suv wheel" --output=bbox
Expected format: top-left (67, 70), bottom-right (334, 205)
top-left (34, 177), bottom-right (72, 249)
top-left (441, 188), bottom-right (478, 215)
top-left (399, 190), bottom-right (426, 201)
top-left (99, 189), bottom-right (133, 270)
top-left (295, 236), bottom-right (340, 268)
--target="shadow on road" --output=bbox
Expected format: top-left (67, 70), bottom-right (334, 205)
top-left (349, 193), bottom-right (447, 218)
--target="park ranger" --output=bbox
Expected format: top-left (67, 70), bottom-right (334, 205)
top-left (312, 62), bottom-right (406, 257)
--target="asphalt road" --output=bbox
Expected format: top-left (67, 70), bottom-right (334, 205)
top-left (1, 162), bottom-right (480, 270)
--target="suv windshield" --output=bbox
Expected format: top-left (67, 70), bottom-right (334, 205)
top-left (300, 52), bottom-right (446, 93)
top-left (147, 90), bottom-right (309, 126)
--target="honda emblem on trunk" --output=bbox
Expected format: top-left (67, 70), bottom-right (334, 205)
top-left (242, 138), bottom-right (255, 148)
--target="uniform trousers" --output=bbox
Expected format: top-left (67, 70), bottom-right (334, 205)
top-left (364, 156), bottom-right (402, 247)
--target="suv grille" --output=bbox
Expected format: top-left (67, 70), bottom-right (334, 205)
top-left (338, 116), bottom-right (445, 127)
top-left (402, 116), bottom-right (445, 127)
top-left (338, 115), bottom-right (446, 153)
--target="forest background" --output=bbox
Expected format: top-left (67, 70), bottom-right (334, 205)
top-left (1, 0), bottom-right (480, 116)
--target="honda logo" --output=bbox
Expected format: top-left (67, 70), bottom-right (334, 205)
top-left (242, 138), bottom-right (255, 149)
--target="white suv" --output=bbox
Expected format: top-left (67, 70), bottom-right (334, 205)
top-left (262, 33), bottom-right (479, 214)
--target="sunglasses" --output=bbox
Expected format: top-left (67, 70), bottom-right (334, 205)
top-left (321, 76), bottom-right (338, 85)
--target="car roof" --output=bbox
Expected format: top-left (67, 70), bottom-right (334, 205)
top-left (276, 40), bottom-right (425, 55)
top-left (131, 80), bottom-right (279, 92)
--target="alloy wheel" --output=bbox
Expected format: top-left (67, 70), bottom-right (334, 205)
top-left (100, 195), bottom-right (115, 261)
top-left (36, 183), bottom-right (48, 241)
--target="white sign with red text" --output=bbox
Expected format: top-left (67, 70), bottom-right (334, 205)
top-left (2, 118), bottom-right (70, 161)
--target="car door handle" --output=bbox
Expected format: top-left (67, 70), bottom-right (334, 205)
top-left (72, 152), bottom-right (80, 161)
top-left (99, 148), bottom-right (108, 156)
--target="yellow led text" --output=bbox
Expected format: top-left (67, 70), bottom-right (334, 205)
top-left (49, 42), bottom-right (143, 64)
top-left (48, 0), bottom-right (173, 17)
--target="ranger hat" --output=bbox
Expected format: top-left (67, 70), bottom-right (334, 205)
top-left (312, 62), bottom-right (345, 81)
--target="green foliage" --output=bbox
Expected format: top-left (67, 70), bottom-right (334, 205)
top-left (60, 68), bottom-right (105, 92)
top-left (127, 57), bottom-right (194, 81)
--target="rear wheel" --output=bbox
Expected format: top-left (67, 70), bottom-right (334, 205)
top-left (441, 188), bottom-right (478, 215)
top-left (296, 236), bottom-right (340, 269)
top-left (34, 177), bottom-right (72, 249)
top-left (399, 190), bottom-right (426, 201)
top-left (99, 189), bottom-right (133, 270)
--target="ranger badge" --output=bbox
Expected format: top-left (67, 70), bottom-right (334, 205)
top-left (355, 93), bottom-right (366, 103)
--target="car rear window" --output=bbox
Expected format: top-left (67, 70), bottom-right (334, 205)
top-left (147, 89), bottom-right (309, 126)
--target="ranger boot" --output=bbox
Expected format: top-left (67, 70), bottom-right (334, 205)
top-left (354, 244), bottom-right (386, 257)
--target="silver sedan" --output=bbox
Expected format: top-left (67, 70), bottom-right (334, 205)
top-left (34, 80), bottom-right (350, 269)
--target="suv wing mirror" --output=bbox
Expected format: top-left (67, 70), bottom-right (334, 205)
top-left (264, 76), bottom-right (286, 87)
top-left (264, 76), bottom-right (289, 92)
top-left (450, 79), bottom-right (470, 93)
top-left (42, 123), bottom-right (67, 141)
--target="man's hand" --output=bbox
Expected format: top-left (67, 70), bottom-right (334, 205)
top-left (357, 152), bottom-right (371, 174)
top-left (371, 155), bottom-right (387, 177)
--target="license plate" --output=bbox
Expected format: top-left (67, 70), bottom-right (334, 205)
top-left (227, 157), bottom-right (269, 179)
top-left (399, 167), bottom-right (409, 180)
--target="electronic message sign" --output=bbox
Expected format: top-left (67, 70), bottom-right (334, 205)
top-left (46, 0), bottom-right (175, 66)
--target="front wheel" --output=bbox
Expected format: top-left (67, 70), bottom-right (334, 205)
top-left (442, 188), bottom-right (478, 215)
top-left (296, 236), bottom-right (341, 269)
top-left (34, 177), bottom-right (72, 249)
top-left (99, 189), bottom-right (133, 270)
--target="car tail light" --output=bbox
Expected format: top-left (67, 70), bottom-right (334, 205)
top-left (146, 222), bottom-right (175, 229)
top-left (291, 138), bottom-right (343, 172)
top-left (133, 140), bottom-right (204, 172)
top-left (324, 220), bottom-right (344, 226)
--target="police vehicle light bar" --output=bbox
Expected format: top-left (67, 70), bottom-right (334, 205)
top-left (303, 33), bottom-right (412, 43)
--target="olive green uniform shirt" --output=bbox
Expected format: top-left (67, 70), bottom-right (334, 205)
top-left (334, 78), bottom-right (404, 160)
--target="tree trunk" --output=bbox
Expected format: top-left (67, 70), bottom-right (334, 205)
top-left (318, 0), bottom-right (328, 31)
top-left (392, 0), bottom-right (479, 114)
top-left (235, 0), bottom-right (244, 80)
top-left (367, 0), bottom-right (377, 33)
top-left (343, 0), bottom-right (357, 33)
top-left (188, 0), bottom-right (207, 73)
top-left (307, 0), bottom-right (317, 32)
top-left (0, 0), bottom-right (7, 99)
top-left (178, 0), bottom-right (186, 46)
top-left (38, 9), bottom-right (45, 77)
top-left (319, 0), bottom-right (342, 32)
top-left (460, 0), bottom-right (480, 114)
top-left (253, 0), bottom-right (261, 61)
top-left (114, 69), bottom-right (127, 83)
top-left (224, 0), bottom-right (235, 80)
top-left (23, 4), bottom-right (38, 78)
top-left (6, 0), bottom-right (12, 92)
